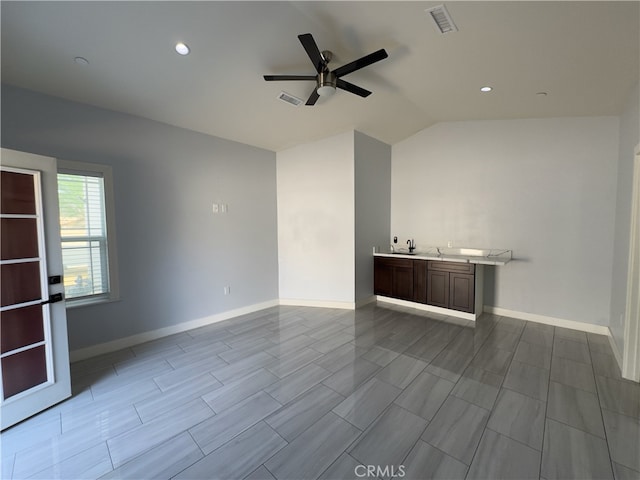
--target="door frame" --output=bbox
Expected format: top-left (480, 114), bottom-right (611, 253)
top-left (1, 149), bottom-right (71, 430)
top-left (622, 144), bottom-right (640, 382)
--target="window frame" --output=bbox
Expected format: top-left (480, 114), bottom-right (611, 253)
top-left (57, 160), bottom-right (119, 308)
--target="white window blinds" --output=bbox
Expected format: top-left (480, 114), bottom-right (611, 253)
top-left (58, 173), bottom-right (110, 299)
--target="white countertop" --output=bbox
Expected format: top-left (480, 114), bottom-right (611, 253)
top-left (374, 246), bottom-right (512, 265)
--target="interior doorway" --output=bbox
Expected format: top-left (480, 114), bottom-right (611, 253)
top-left (622, 144), bottom-right (640, 382)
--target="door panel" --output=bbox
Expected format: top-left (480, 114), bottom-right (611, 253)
top-left (413, 259), bottom-right (427, 304)
top-left (427, 270), bottom-right (449, 308)
top-left (450, 273), bottom-right (474, 313)
top-left (1, 305), bottom-right (45, 353)
top-left (374, 258), bottom-right (393, 296)
top-left (393, 265), bottom-right (414, 301)
top-left (1, 261), bottom-right (42, 306)
top-left (1, 149), bottom-right (70, 430)
top-left (1, 168), bottom-right (50, 402)
top-left (1, 218), bottom-right (39, 259)
top-left (2, 346), bottom-right (48, 399)
top-left (1, 170), bottom-right (37, 214)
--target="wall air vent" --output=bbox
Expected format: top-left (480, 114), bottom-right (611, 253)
top-left (277, 91), bottom-right (303, 107)
top-left (426, 5), bottom-right (458, 34)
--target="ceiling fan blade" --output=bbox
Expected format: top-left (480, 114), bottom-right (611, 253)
top-left (305, 89), bottom-right (320, 106)
top-left (264, 75), bottom-right (317, 81)
top-left (332, 49), bottom-right (388, 78)
top-left (298, 33), bottom-right (325, 73)
top-left (336, 79), bottom-right (372, 98)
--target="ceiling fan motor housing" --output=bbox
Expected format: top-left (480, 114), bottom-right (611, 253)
top-left (321, 50), bottom-right (333, 64)
top-left (317, 71), bottom-right (337, 91)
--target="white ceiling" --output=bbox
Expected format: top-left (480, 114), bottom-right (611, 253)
top-left (2, 1), bottom-right (638, 152)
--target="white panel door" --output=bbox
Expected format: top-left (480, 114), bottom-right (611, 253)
top-left (1, 148), bottom-right (71, 430)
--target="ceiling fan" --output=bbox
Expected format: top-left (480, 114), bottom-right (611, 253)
top-left (263, 33), bottom-right (388, 106)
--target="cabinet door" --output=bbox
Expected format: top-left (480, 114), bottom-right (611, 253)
top-left (449, 273), bottom-right (475, 313)
top-left (393, 263), bottom-right (414, 301)
top-left (427, 270), bottom-right (449, 308)
top-left (428, 261), bottom-right (475, 274)
top-left (413, 259), bottom-right (427, 304)
top-left (374, 258), bottom-right (393, 297)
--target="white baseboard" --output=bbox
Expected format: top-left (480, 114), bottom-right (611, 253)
top-left (69, 299), bottom-right (279, 363)
top-left (484, 306), bottom-right (610, 336)
top-left (607, 328), bottom-right (624, 372)
top-left (278, 298), bottom-right (356, 310)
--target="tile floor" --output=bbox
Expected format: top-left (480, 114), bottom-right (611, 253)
top-left (1, 304), bottom-right (639, 479)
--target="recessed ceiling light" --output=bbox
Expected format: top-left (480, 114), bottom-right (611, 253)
top-left (480, 86), bottom-right (493, 92)
top-left (74, 56), bottom-right (89, 66)
top-left (175, 42), bottom-right (190, 56)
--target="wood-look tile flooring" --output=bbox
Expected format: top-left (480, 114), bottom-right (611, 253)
top-left (2, 304), bottom-right (639, 479)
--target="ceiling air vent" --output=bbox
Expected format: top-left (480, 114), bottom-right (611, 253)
top-left (277, 91), bottom-right (303, 107)
top-left (426, 5), bottom-right (458, 34)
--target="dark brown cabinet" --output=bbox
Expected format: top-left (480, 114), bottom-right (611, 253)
top-left (374, 257), bottom-right (430, 305)
top-left (426, 270), bottom-right (449, 308)
top-left (413, 259), bottom-right (428, 304)
top-left (393, 261), bottom-right (414, 300)
top-left (373, 257), bottom-right (393, 297)
top-left (449, 272), bottom-right (475, 312)
top-left (427, 261), bottom-right (475, 313)
top-left (374, 256), bottom-right (479, 314)
top-left (374, 257), bottom-right (414, 301)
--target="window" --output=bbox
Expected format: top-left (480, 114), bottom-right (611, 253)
top-left (57, 160), bottom-right (118, 306)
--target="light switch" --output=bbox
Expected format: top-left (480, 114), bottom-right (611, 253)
top-left (212, 203), bottom-right (219, 213)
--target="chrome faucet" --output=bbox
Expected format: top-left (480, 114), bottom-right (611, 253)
top-left (407, 239), bottom-right (416, 253)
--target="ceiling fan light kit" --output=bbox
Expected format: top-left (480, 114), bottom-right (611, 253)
top-left (263, 33), bottom-right (388, 105)
top-left (317, 71), bottom-right (337, 97)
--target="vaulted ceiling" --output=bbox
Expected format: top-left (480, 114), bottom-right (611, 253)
top-left (2, 1), bottom-right (638, 151)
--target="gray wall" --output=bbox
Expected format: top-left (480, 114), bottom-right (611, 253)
top-left (391, 116), bottom-right (620, 326)
top-left (2, 85), bottom-right (279, 351)
top-left (354, 131), bottom-right (391, 302)
top-left (610, 82), bottom-right (640, 353)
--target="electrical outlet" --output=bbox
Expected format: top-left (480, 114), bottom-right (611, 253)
top-left (447, 240), bottom-right (453, 248)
